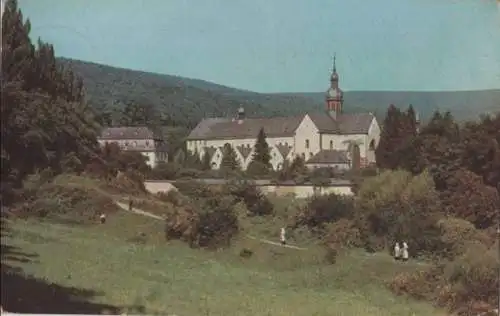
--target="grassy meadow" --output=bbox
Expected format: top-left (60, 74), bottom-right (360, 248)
top-left (2, 206), bottom-right (447, 316)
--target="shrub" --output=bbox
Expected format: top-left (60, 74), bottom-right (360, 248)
top-left (165, 181), bottom-right (240, 249)
top-left (197, 198), bottom-right (239, 249)
top-left (436, 217), bottom-right (493, 259)
top-left (246, 161), bottom-right (272, 178)
top-left (323, 219), bottom-right (362, 250)
top-left (239, 248), bottom-right (253, 258)
top-left (165, 205), bottom-right (200, 247)
top-left (227, 181), bottom-right (273, 216)
top-left (355, 169), bottom-right (443, 257)
top-left (390, 243), bottom-right (499, 316)
top-left (294, 193), bottom-right (354, 229)
top-left (149, 162), bottom-right (182, 180)
top-left (107, 170), bottom-right (146, 194)
top-left (14, 182), bottom-right (118, 223)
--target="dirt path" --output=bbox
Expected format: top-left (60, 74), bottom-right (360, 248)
top-left (245, 235), bottom-right (307, 250)
top-left (114, 201), bottom-right (165, 220)
top-left (113, 200), bottom-right (306, 250)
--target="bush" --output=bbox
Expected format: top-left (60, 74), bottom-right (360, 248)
top-left (14, 182), bottom-right (118, 223)
top-left (197, 197), bottom-right (239, 249)
top-left (390, 243), bottom-right (499, 316)
top-left (149, 162), bottom-right (183, 180)
top-left (355, 169), bottom-right (443, 257)
top-left (239, 248), bottom-right (253, 258)
top-left (164, 181), bottom-right (240, 249)
top-left (107, 170), bottom-right (146, 194)
top-left (294, 193), bottom-right (354, 230)
top-left (323, 219), bottom-right (362, 250)
top-left (436, 217), bottom-right (493, 259)
top-left (246, 161), bottom-right (272, 178)
top-left (226, 181), bottom-right (273, 216)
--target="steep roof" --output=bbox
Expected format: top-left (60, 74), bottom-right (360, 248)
top-left (187, 111), bottom-right (375, 140)
top-left (307, 150), bottom-right (350, 164)
top-left (336, 113), bottom-right (374, 134)
top-left (186, 115), bottom-right (304, 140)
top-left (99, 127), bottom-right (155, 140)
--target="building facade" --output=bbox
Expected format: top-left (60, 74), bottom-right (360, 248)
top-left (98, 126), bottom-right (168, 168)
top-left (186, 60), bottom-right (380, 171)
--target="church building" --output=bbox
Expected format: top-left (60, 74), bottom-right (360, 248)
top-left (186, 58), bottom-right (381, 171)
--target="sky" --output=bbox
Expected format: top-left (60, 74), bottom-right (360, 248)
top-left (15, 0), bottom-right (500, 93)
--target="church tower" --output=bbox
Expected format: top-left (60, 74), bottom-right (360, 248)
top-left (325, 54), bottom-right (344, 117)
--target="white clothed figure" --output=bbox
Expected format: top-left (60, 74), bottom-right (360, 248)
top-left (100, 213), bottom-right (106, 224)
top-left (394, 242), bottom-right (401, 260)
top-left (402, 241), bottom-right (409, 260)
top-left (280, 227), bottom-right (286, 245)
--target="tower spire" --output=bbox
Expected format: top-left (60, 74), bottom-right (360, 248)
top-left (333, 53), bottom-right (337, 73)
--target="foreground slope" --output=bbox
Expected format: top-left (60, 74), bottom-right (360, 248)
top-left (58, 58), bottom-right (499, 127)
top-left (2, 211), bottom-right (446, 316)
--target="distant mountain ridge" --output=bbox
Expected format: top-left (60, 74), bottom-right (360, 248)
top-left (57, 57), bottom-right (500, 127)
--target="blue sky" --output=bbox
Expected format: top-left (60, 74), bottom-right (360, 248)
top-left (16, 0), bottom-right (500, 93)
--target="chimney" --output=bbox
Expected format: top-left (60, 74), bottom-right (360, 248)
top-left (237, 107), bottom-right (245, 124)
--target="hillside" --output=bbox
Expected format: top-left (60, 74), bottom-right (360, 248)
top-left (58, 58), bottom-right (500, 127)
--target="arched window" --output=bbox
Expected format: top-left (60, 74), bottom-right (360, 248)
top-left (329, 140), bottom-right (333, 150)
top-left (305, 139), bottom-right (310, 149)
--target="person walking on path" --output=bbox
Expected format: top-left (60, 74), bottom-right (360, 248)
top-left (394, 242), bottom-right (401, 260)
top-left (402, 241), bottom-right (409, 261)
top-left (128, 198), bottom-right (133, 212)
top-left (280, 227), bottom-right (286, 245)
top-left (99, 213), bottom-right (106, 224)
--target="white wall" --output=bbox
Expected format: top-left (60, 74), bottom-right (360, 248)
top-left (188, 136), bottom-right (294, 170)
top-left (320, 134), bottom-right (366, 153)
top-left (97, 139), bottom-right (160, 168)
top-left (292, 115), bottom-right (320, 161)
top-left (144, 180), bottom-right (353, 199)
top-left (365, 118), bottom-right (380, 164)
top-left (306, 163), bottom-right (350, 170)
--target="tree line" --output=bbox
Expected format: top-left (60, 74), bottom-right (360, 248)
top-left (375, 103), bottom-right (499, 229)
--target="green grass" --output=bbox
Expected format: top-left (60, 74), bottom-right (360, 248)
top-left (2, 210), bottom-right (447, 316)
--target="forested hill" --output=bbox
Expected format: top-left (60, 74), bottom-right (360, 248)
top-left (57, 57), bottom-right (500, 127)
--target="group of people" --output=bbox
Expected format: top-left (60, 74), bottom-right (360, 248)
top-left (394, 241), bottom-right (409, 261)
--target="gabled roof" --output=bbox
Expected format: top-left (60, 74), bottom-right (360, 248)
top-left (187, 111), bottom-right (375, 140)
top-left (186, 115), bottom-right (304, 140)
top-left (307, 150), bottom-right (350, 164)
top-left (99, 127), bottom-right (155, 140)
top-left (336, 113), bottom-right (374, 134)
top-left (308, 112), bottom-right (340, 133)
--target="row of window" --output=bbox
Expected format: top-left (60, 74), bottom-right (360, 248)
top-left (194, 138), bottom-right (376, 153)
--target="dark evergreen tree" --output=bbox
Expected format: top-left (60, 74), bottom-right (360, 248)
top-left (201, 151), bottom-right (212, 171)
top-left (184, 149), bottom-right (202, 169)
top-left (406, 104), bottom-right (417, 137)
top-left (375, 105), bottom-right (406, 169)
top-left (220, 143), bottom-right (240, 170)
top-left (251, 128), bottom-right (272, 168)
top-left (1, 0), bottom-right (99, 203)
